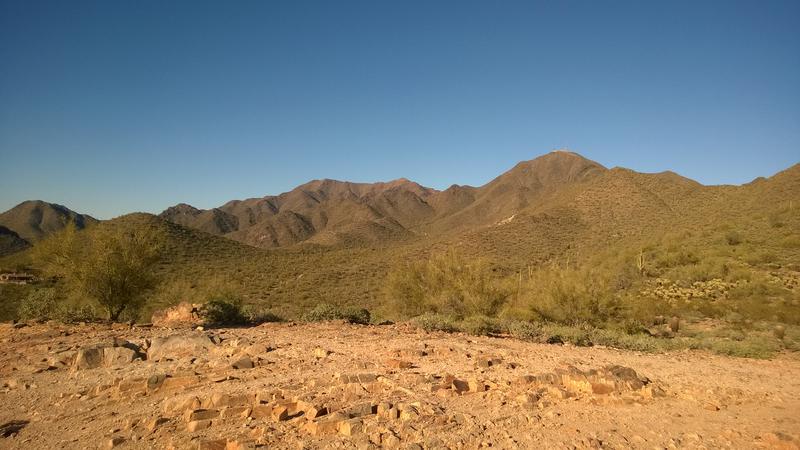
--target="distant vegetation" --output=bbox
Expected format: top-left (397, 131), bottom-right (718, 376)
top-left (1, 153), bottom-right (798, 358)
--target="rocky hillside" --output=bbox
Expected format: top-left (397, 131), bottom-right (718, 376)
top-left (158, 152), bottom-right (800, 252)
top-left (0, 226), bottom-right (30, 257)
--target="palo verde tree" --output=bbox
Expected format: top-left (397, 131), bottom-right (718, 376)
top-left (33, 221), bottom-right (164, 321)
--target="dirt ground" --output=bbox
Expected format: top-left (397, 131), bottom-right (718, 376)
top-left (1, 321), bottom-right (798, 450)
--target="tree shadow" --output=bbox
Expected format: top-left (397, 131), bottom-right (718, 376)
top-left (0, 420), bottom-right (29, 437)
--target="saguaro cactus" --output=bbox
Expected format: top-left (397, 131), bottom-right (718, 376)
top-left (669, 316), bottom-right (680, 333)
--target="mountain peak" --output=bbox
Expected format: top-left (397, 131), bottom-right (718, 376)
top-left (0, 200), bottom-right (96, 243)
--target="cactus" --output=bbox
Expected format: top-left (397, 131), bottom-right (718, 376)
top-left (636, 249), bottom-right (645, 275)
top-left (774, 325), bottom-right (786, 340)
top-left (669, 316), bottom-right (680, 333)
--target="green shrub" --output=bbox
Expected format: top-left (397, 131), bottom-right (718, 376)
top-left (301, 303), bottom-right (371, 324)
top-left (243, 305), bottom-right (283, 324)
top-left (202, 299), bottom-right (248, 325)
top-left (17, 288), bottom-right (59, 321)
top-left (412, 313), bottom-right (459, 333)
top-left (521, 266), bottom-right (620, 326)
top-left (504, 320), bottom-right (542, 341)
top-left (461, 315), bottom-right (502, 336)
top-left (725, 231), bottom-right (742, 246)
top-left (58, 303), bottom-right (100, 323)
top-left (384, 252), bottom-right (510, 320)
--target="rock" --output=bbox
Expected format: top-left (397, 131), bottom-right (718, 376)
top-left (151, 302), bottom-right (203, 328)
top-left (186, 419), bottom-right (213, 432)
top-left (232, 356), bottom-right (254, 369)
top-left (250, 404), bottom-right (273, 419)
top-left (271, 404), bottom-right (290, 421)
top-left (313, 347), bottom-right (331, 358)
top-left (103, 436), bottom-right (125, 448)
top-left (184, 409), bottom-right (220, 422)
top-left (452, 379), bottom-right (469, 393)
top-left (103, 347), bottom-right (140, 367)
top-left (73, 347), bottom-right (105, 370)
top-left (72, 340), bottom-right (143, 370)
top-left (147, 334), bottom-right (214, 362)
top-left (338, 418), bottom-right (363, 436)
top-left (221, 406), bottom-right (251, 418)
top-left (160, 375), bottom-right (202, 391)
top-left (385, 359), bottom-right (413, 369)
top-left (145, 417), bottom-right (168, 433)
top-left (468, 379), bottom-right (486, 392)
top-left (147, 373), bottom-right (167, 391)
top-left (198, 439), bottom-right (227, 450)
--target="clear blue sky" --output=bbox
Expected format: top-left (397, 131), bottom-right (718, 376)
top-left (1, 0), bottom-right (798, 219)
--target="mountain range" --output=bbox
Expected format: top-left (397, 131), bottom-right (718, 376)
top-left (1, 150), bottom-right (798, 318)
top-left (2, 151), bottom-right (798, 256)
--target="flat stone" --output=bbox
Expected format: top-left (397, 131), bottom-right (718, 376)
top-left (184, 409), bottom-right (220, 422)
top-left (232, 356), bottom-right (254, 369)
top-left (186, 419), bottom-right (213, 432)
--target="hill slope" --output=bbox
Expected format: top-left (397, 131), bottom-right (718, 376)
top-left (0, 225), bottom-right (30, 257)
top-left (0, 200), bottom-right (97, 243)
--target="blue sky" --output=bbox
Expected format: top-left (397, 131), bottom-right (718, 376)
top-left (1, 0), bottom-right (798, 219)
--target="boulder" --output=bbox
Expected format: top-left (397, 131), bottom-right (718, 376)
top-left (72, 339), bottom-right (144, 370)
top-left (147, 334), bottom-right (214, 362)
top-left (151, 302), bottom-right (203, 328)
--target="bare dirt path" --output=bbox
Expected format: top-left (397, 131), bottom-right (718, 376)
top-left (1, 321), bottom-right (798, 449)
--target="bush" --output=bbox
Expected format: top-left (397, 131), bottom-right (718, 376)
top-left (301, 303), bottom-right (371, 324)
top-left (412, 313), bottom-right (459, 333)
top-left (461, 315), bottom-right (502, 336)
top-left (58, 303), bottom-right (100, 323)
top-left (243, 305), bottom-right (283, 324)
top-left (32, 222), bottom-right (163, 321)
top-left (17, 288), bottom-right (59, 321)
top-left (520, 265), bottom-right (620, 326)
top-left (504, 320), bottom-right (542, 341)
top-left (202, 299), bottom-right (248, 326)
top-left (384, 252), bottom-right (510, 320)
top-left (725, 231), bottom-right (742, 246)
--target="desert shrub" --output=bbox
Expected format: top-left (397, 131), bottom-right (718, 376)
top-left (520, 265), bottom-right (620, 326)
top-left (58, 303), bottom-right (101, 323)
top-left (780, 235), bottom-right (800, 249)
top-left (539, 323), bottom-right (594, 346)
top-left (16, 288), bottom-right (59, 320)
top-left (301, 303), bottom-right (371, 324)
top-left (412, 313), bottom-right (459, 333)
top-left (725, 230), bottom-right (742, 246)
top-left (242, 305), bottom-right (283, 324)
top-left (504, 320), bottom-right (542, 341)
top-left (384, 252), bottom-right (510, 320)
top-left (202, 299), bottom-right (248, 325)
top-left (590, 328), bottom-right (676, 353)
top-left (32, 222), bottom-right (163, 321)
top-left (698, 334), bottom-right (780, 359)
top-left (461, 315), bottom-right (502, 336)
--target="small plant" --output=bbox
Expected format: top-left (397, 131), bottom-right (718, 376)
top-left (412, 313), bottom-right (459, 333)
top-left (202, 299), bottom-right (248, 325)
top-left (301, 303), bottom-right (371, 325)
top-left (725, 231), bottom-right (742, 246)
top-left (461, 315), bottom-right (502, 336)
top-left (17, 288), bottom-right (59, 321)
top-left (505, 320), bottom-right (542, 341)
top-left (243, 305), bottom-right (283, 324)
top-left (669, 316), bottom-right (680, 333)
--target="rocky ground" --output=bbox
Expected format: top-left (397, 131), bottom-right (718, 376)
top-left (1, 320), bottom-right (799, 450)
